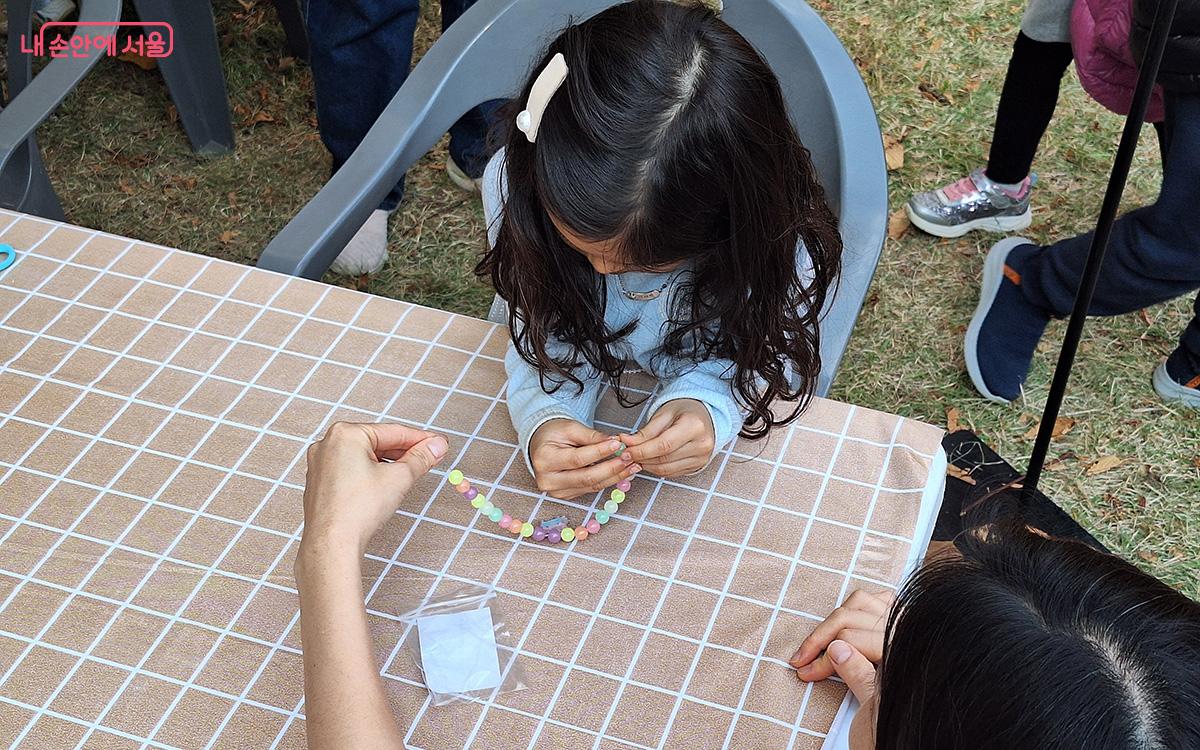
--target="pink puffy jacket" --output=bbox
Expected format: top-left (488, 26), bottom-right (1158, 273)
top-left (1072, 0), bottom-right (1165, 121)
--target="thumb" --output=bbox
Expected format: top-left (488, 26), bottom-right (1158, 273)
top-left (383, 434), bottom-right (449, 491)
top-left (827, 640), bottom-right (877, 705)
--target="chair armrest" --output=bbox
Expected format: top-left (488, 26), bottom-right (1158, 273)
top-left (257, 0), bottom-right (615, 279)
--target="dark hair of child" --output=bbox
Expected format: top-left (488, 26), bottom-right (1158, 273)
top-left (477, 0), bottom-right (843, 440)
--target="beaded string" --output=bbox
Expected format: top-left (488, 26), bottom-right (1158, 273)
top-left (445, 468), bottom-right (632, 544)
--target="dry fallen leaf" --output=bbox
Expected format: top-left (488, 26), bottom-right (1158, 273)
top-left (1023, 417), bottom-right (1076, 440)
top-left (1139, 309), bottom-right (1153, 326)
top-left (117, 52), bottom-right (156, 71)
top-left (945, 407), bottom-right (960, 433)
top-left (1137, 550), bottom-right (1159, 564)
top-left (883, 134), bottom-right (905, 171)
top-left (218, 230), bottom-right (240, 244)
top-left (1193, 456), bottom-right (1200, 469)
top-left (1086, 455), bottom-right (1123, 476)
top-left (946, 464), bottom-right (976, 485)
top-left (887, 209), bottom-right (911, 240)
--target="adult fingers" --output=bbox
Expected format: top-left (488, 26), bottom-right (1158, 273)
top-left (381, 434), bottom-right (450, 492)
top-left (792, 628), bottom-right (881, 682)
top-left (356, 422), bottom-right (438, 456)
top-left (789, 602), bottom-right (888, 667)
top-left (827, 641), bottom-right (878, 706)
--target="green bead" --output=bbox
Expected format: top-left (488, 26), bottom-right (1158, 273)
top-left (487, 507), bottom-right (504, 522)
top-left (596, 510), bottom-right (610, 524)
top-left (481, 501), bottom-right (494, 513)
top-left (614, 443), bottom-right (625, 457)
top-left (561, 527), bottom-right (576, 543)
top-left (470, 495), bottom-right (486, 509)
top-left (521, 522), bottom-right (534, 538)
top-left (610, 489), bottom-right (626, 503)
top-left (447, 469), bottom-right (464, 485)
top-left (604, 499), bottom-right (618, 513)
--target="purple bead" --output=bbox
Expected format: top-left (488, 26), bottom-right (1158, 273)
top-left (548, 531), bottom-right (561, 544)
top-left (532, 528), bottom-right (547, 542)
top-left (464, 487), bottom-right (478, 500)
top-left (616, 479), bottom-right (632, 492)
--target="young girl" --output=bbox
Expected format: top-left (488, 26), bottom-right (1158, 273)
top-left (791, 520), bottom-right (1200, 749)
top-left (477, 0), bottom-right (842, 498)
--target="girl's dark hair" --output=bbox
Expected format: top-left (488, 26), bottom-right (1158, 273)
top-left (476, 0), bottom-right (842, 439)
top-left (876, 522), bottom-right (1200, 749)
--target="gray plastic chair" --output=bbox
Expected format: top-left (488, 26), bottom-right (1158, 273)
top-left (258, 0), bottom-right (887, 396)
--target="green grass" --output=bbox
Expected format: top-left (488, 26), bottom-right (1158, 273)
top-left (24, 0), bottom-right (1200, 595)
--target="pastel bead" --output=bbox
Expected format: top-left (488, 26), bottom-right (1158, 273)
top-left (596, 510), bottom-right (610, 524)
top-left (610, 489), bottom-right (626, 503)
top-left (616, 479), bottom-right (632, 492)
top-left (470, 495), bottom-right (486, 509)
top-left (454, 481), bottom-right (471, 494)
top-left (509, 519), bottom-right (524, 533)
top-left (614, 443), bottom-right (625, 456)
top-left (464, 487), bottom-right (479, 500)
top-left (500, 514), bottom-right (512, 528)
top-left (548, 531), bottom-right (561, 544)
top-left (488, 507), bottom-right (504, 522)
top-left (481, 501), bottom-right (494, 513)
top-left (574, 526), bottom-right (588, 541)
top-left (604, 499), bottom-right (618, 513)
top-left (447, 470), bottom-right (464, 485)
top-left (585, 519), bottom-right (601, 534)
top-left (561, 527), bottom-right (576, 543)
top-left (521, 522), bottom-right (534, 538)
top-left (532, 528), bottom-right (547, 542)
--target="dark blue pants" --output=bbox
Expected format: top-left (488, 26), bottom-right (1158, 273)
top-left (1022, 91), bottom-right (1200, 374)
top-left (306, 0), bottom-right (501, 211)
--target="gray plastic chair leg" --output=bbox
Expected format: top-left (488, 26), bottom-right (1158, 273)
top-left (131, 0), bottom-right (235, 155)
top-left (0, 0), bottom-right (122, 219)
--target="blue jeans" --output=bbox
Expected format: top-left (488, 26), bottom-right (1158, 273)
top-left (306, 0), bottom-right (503, 211)
top-left (1021, 91), bottom-right (1200, 374)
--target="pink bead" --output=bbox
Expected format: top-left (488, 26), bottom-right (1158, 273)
top-left (585, 519), bottom-right (601, 534)
top-left (500, 514), bottom-right (512, 527)
top-left (616, 479), bottom-right (632, 492)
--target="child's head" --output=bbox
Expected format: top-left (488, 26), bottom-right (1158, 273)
top-left (479, 0), bottom-right (842, 437)
top-left (867, 523), bottom-right (1200, 749)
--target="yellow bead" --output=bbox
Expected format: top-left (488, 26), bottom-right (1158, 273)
top-left (610, 489), bottom-right (626, 503)
top-left (521, 523), bottom-right (534, 538)
top-left (560, 527), bottom-right (575, 543)
top-left (471, 495), bottom-right (486, 509)
top-left (447, 470), bottom-right (464, 485)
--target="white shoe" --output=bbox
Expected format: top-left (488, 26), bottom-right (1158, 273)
top-left (329, 209), bottom-right (389, 276)
top-left (446, 155), bottom-right (483, 193)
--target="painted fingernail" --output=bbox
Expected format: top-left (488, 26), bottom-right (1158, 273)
top-left (828, 641), bottom-right (852, 665)
top-left (607, 440), bottom-right (621, 452)
top-left (629, 464), bottom-right (641, 473)
top-left (620, 452), bottom-right (633, 463)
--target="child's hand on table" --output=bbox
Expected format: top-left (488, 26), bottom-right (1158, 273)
top-left (621, 399), bottom-right (715, 478)
top-left (530, 419), bottom-right (641, 500)
top-left (789, 589), bottom-right (893, 704)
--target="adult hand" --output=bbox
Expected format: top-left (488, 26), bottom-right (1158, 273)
top-left (529, 419), bottom-right (640, 499)
top-left (620, 399), bottom-right (715, 477)
top-left (299, 422), bottom-right (448, 558)
top-left (789, 589), bottom-right (892, 704)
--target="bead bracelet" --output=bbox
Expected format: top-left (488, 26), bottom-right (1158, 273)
top-left (445, 468), bottom-right (631, 544)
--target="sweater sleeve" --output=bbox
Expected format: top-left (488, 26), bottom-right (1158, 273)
top-left (505, 338), bottom-right (605, 475)
top-left (646, 356), bottom-right (745, 460)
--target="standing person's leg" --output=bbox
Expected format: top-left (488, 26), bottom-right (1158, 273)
top-left (307, 0), bottom-right (420, 275)
top-left (439, 0), bottom-right (505, 191)
top-left (964, 92), bottom-right (1200, 403)
top-left (908, 32), bottom-right (1073, 237)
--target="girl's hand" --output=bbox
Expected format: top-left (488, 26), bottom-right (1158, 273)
top-left (299, 422), bottom-right (448, 560)
top-left (621, 399), bottom-right (715, 477)
top-left (789, 589), bottom-right (892, 694)
top-left (529, 419), bottom-right (641, 499)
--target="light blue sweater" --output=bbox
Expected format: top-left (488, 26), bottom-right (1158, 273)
top-left (482, 151), bottom-right (745, 468)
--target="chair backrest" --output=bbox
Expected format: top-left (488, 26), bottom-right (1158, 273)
top-left (258, 0), bottom-right (886, 396)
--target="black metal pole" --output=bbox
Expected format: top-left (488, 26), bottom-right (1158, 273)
top-left (1025, 0), bottom-right (1179, 491)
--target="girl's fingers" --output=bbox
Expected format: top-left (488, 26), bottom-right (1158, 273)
top-left (621, 409), bottom-right (675, 447)
top-left (543, 457), bottom-right (640, 495)
top-left (792, 628), bottom-right (882, 682)
top-left (555, 421), bottom-right (614, 447)
top-left (639, 456), bottom-right (705, 478)
top-left (624, 419), bottom-right (697, 463)
top-left (826, 641), bottom-right (878, 705)
top-left (557, 437), bottom-right (625, 470)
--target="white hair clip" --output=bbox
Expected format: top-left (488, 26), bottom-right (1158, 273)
top-left (516, 52), bottom-right (568, 143)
